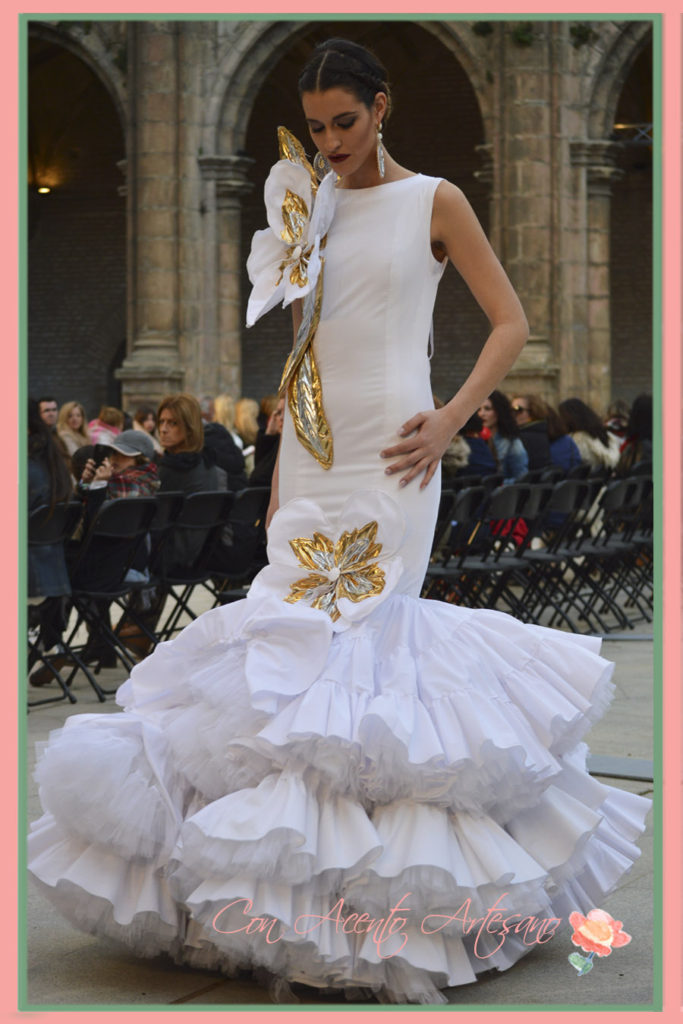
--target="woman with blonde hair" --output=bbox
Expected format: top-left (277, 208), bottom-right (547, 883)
top-left (56, 401), bottom-right (91, 456)
top-left (213, 393), bottom-right (243, 450)
top-left (234, 397), bottom-right (260, 448)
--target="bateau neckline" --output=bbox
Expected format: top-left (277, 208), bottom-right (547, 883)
top-left (335, 173), bottom-right (422, 194)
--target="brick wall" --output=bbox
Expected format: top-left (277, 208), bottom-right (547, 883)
top-left (27, 38), bottom-right (126, 419)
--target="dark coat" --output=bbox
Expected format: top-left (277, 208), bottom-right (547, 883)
top-left (159, 451), bottom-right (220, 568)
top-left (459, 437), bottom-right (497, 478)
top-left (158, 450), bottom-right (220, 495)
top-left (249, 431), bottom-right (280, 489)
top-left (203, 422), bottom-right (247, 490)
top-left (549, 434), bottom-right (583, 473)
top-left (519, 420), bottom-right (552, 471)
top-left (28, 457), bottom-right (72, 598)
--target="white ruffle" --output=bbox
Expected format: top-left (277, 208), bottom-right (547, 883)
top-left (28, 585), bottom-right (650, 1003)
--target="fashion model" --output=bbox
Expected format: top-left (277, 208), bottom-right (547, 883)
top-left (28, 39), bottom-right (650, 1004)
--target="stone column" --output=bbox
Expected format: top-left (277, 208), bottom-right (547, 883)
top-left (487, 23), bottom-right (560, 400)
top-left (198, 155), bottom-right (254, 399)
top-left (570, 139), bottom-right (623, 412)
top-left (115, 22), bottom-right (184, 410)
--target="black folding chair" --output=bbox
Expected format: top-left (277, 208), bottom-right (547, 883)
top-left (111, 490), bottom-right (186, 655)
top-left (63, 496), bottom-right (159, 698)
top-left (210, 486), bottom-right (272, 605)
top-left (154, 490), bottom-right (235, 640)
top-left (28, 501), bottom-right (84, 707)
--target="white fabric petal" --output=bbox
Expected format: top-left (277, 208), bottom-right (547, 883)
top-left (245, 228), bottom-right (287, 326)
top-left (263, 159), bottom-right (313, 240)
top-left (309, 171), bottom-right (337, 237)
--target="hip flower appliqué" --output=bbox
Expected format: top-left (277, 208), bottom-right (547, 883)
top-left (248, 490), bottom-right (406, 631)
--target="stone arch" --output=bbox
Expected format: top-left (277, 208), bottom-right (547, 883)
top-left (587, 21), bottom-right (653, 140)
top-left (202, 21), bottom-right (313, 157)
top-left (203, 19), bottom-right (492, 159)
top-left (27, 21), bottom-right (126, 130)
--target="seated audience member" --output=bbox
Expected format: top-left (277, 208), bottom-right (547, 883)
top-left (432, 396), bottom-right (470, 483)
top-left (457, 412), bottom-right (497, 478)
top-left (199, 396), bottom-right (247, 491)
top-left (88, 405), bottom-right (125, 445)
top-left (616, 393), bottom-right (652, 476)
top-left (249, 396), bottom-right (285, 488)
top-left (511, 394), bottom-right (552, 471)
top-left (258, 394), bottom-right (279, 432)
top-left (79, 430), bottom-right (160, 502)
top-left (543, 402), bottom-right (583, 472)
top-left (558, 397), bottom-right (620, 472)
top-left (37, 396), bottom-right (59, 430)
top-left (213, 393), bottom-right (244, 450)
top-left (478, 390), bottom-right (529, 483)
top-left (57, 401), bottom-right (92, 456)
top-left (604, 398), bottom-right (630, 440)
top-left (132, 405), bottom-right (164, 454)
top-left (28, 398), bottom-right (74, 685)
top-left (234, 397), bottom-right (259, 474)
top-left (157, 394), bottom-right (219, 495)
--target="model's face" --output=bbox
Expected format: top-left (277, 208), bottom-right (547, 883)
top-left (301, 87), bottom-right (384, 184)
top-left (39, 401), bottom-right (58, 426)
top-left (67, 405), bottom-right (83, 430)
top-left (158, 409), bottom-right (187, 452)
top-left (478, 400), bottom-right (498, 431)
top-left (512, 398), bottom-right (531, 425)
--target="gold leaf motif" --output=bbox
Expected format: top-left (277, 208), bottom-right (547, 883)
top-left (283, 520), bottom-right (385, 621)
top-left (288, 348), bottom-right (333, 469)
top-left (277, 126), bottom-right (319, 194)
top-left (288, 531), bottom-right (334, 573)
top-left (280, 190), bottom-right (308, 245)
top-left (279, 266), bottom-right (324, 393)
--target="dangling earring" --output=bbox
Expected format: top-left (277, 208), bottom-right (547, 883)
top-left (313, 151), bottom-right (332, 182)
top-left (376, 123), bottom-right (385, 179)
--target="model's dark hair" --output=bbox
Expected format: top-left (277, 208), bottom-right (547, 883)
top-left (488, 390), bottom-right (520, 439)
top-left (298, 38), bottom-right (392, 119)
top-left (558, 397), bottom-right (609, 446)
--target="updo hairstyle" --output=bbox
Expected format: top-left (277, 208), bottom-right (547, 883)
top-left (298, 38), bottom-right (392, 120)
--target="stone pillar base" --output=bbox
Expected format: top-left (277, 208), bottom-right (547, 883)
top-left (500, 336), bottom-right (560, 403)
top-left (115, 351), bottom-right (185, 412)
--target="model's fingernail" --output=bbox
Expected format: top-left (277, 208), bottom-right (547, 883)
top-left (398, 427), bottom-right (406, 435)
top-left (379, 451), bottom-right (386, 458)
top-left (399, 479), bottom-right (407, 488)
top-left (385, 467), bottom-right (392, 475)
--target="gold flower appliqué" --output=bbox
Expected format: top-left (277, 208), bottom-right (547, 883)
top-left (284, 520), bottom-right (385, 621)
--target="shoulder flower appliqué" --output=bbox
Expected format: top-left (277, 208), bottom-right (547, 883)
top-left (245, 137), bottom-right (336, 327)
top-left (247, 490), bottom-right (406, 632)
top-left (245, 127), bottom-right (337, 470)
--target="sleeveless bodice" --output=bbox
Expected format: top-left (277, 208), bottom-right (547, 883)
top-left (278, 174), bottom-right (446, 596)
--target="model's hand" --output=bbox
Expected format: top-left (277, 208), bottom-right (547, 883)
top-left (380, 407), bottom-right (460, 489)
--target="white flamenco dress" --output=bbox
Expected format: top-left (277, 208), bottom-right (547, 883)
top-left (28, 144), bottom-right (650, 1004)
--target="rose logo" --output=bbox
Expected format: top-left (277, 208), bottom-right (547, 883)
top-left (567, 909), bottom-right (632, 976)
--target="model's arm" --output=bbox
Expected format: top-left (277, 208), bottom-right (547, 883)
top-left (381, 180), bottom-right (529, 489)
top-left (265, 299), bottom-right (303, 529)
